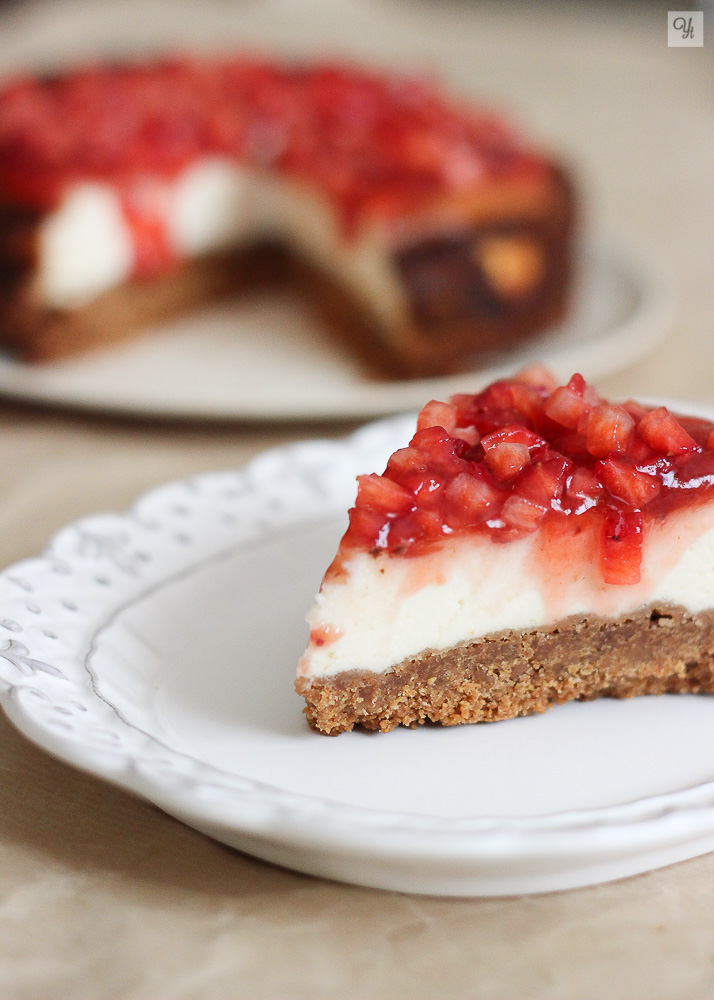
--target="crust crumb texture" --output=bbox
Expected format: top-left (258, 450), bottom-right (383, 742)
top-left (295, 604), bottom-right (714, 735)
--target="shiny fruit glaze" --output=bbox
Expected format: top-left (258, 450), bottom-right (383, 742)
top-left (0, 56), bottom-right (550, 241)
top-left (337, 369), bottom-right (714, 586)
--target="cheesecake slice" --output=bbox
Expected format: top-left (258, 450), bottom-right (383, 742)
top-left (297, 368), bottom-right (714, 734)
top-left (0, 58), bottom-right (573, 375)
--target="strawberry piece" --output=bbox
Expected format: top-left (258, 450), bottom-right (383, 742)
top-left (601, 508), bottom-right (643, 585)
top-left (500, 494), bottom-right (548, 532)
top-left (412, 474), bottom-right (446, 509)
top-left (515, 455), bottom-right (572, 506)
top-left (565, 373), bottom-right (601, 408)
top-left (481, 425), bottom-right (547, 452)
top-left (508, 382), bottom-right (545, 424)
top-left (483, 442), bottom-right (531, 480)
top-left (481, 381), bottom-right (518, 412)
top-left (675, 416), bottom-right (714, 448)
top-left (481, 425), bottom-right (549, 479)
top-left (565, 467), bottom-right (602, 501)
top-left (512, 364), bottom-right (558, 393)
top-left (387, 508), bottom-right (448, 553)
top-left (575, 410), bottom-right (591, 436)
top-left (622, 398), bottom-right (649, 423)
top-left (454, 425), bottom-right (481, 448)
top-left (582, 382), bottom-right (601, 407)
top-left (121, 195), bottom-right (176, 276)
top-left (411, 426), bottom-right (464, 472)
top-left (346, 505), bottom-right (391, 549)
top-left (386, 445), bottom-right (427, 484)
top-left (416, 399), bottom-right (458, 434)
top-left (443, 470), bottom-right (502, 527)
top-left (449, 395), bottom-right (482, 435)
top-left (628, 433), bottom-right (654, 464)
top-left (585, 404), bottom-right (635, 458)
top-left (543, 385), bottom-right (588, 429)
top-left (637, 407), bottom-right (698, 456)
top-left (308, 623), bottom-right (343, 648)
top-left (596, 456), bottom-right (661, 508)
top-left (675, 451), bottom-right (714, 489)
top-left (450, 393), bottom-right (478, 417)
top-left (356, 474), bottom-right (413, 515)
top-left (546, 426), bottom-right (590, 463)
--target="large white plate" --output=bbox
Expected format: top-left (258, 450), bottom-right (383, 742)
top-left (0, 242), bottom-right (671, 421)
top-left (3, 407), bottom-right (714, 896)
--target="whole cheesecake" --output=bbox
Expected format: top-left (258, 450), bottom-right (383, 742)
top-left (0, 57), bottom-right (573, 375)
top-left (297, 367), bottom-right (714, 734)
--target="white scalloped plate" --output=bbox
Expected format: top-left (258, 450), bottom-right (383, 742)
top-left (4, 407), bottom-right (714, 896)
top-left (0, 241), bottom-right (671, 421)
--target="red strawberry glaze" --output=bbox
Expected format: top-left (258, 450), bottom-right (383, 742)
top-left (333, 370), bottom-right (714, 586)
top-left (120, 188), bottom-right (176, 275)
top-left (0, 56), bottom-right (552, 263)
top-left (308, 624), bottom-right (344, 648)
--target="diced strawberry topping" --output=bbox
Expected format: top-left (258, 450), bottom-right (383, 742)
top-left (515, 455), bottom-right (572, 506)
top-left (573, 373), bottom-right (601, 408)
top-left (121, 193), bottom-right (176, 275)
top-left (346, 506), bottom-right (392, 551)
top-left (507, 383), bottom-right (546, 425)
top-left (543, 384), bottom-right (588, 429)
top-left (673, 451), bottom-right (714, 490)
top-left (333, 369), bottom-right (714, 585)
top-left (483, 441), bottom-right (531, 481)
top-left (481, 425), bottom-right (547, 453)
top-left (443, 470), bottom-right (502, 528)
top-left (601, 509), bottom-right (643, 585)
top-left (500, 494), bottom-right (548, 532)
top-left (565, 467), bottom-right (602, 505)
top-left (386, 444), bottom-right (426, 479)
top-left (356, 474), bottom-right (414, 516)
top-left (0, 57), bottom-right (550, 257)
top-left (512, 364), bottom-right (558, 394)
top-left (676, 416), bottom-right (714, 449)
top-left (584, 404), bottom-right (635, 458)
top-left (409, 426), bottom-right (468, 475)
top-left (628, 434), bottom-right (655, 464)
top-left (386, 508), bottom-right (450, 553)
top-left (637, 406), bottom-right (698, 455)
top-left (453, 425), bottom-right (481, 448)
top-left (416, 400), bottom-right (458, 435)
top-left (622, 398), bottom-right (649, 423)
top-left (309, 623), bottom-right (343, 648)
top-left (595, 456), bottom-right (661, 508)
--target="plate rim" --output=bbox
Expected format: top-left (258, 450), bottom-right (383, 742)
top-left (3, 402), bottom-right (714, 893)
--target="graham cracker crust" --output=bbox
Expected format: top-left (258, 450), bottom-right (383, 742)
top-left (296, 604), bottom-right (714, 735)
top-left (0, 240), bottom-right (287, 362)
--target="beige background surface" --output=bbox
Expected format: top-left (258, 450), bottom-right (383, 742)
top-left (0, 1), bottom-right (713, 997)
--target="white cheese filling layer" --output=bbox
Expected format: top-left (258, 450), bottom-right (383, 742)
top-left (35, 157), bottom-right (406, 326)
top-left (300, 504), bottom-right (714, 679)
